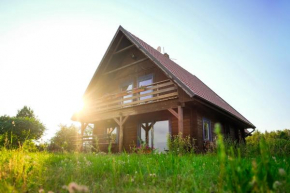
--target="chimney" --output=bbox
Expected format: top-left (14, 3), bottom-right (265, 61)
top-left (164, 53), bottom-right (169, 58)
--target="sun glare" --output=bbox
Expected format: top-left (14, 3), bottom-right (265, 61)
top-left (75, 99), bottom-right (85, 113)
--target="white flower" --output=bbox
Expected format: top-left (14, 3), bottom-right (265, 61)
top-left (273, 181), bottom-right (282, 189)
top-left (279, 168), bottom-right (286, 176)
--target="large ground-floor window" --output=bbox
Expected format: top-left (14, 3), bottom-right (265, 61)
top-left (138, 120), bottom-right (170, 152)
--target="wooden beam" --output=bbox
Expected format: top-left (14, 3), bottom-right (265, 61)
top-left (94, 92), bottom-right (178, 112)
top-left (168, 108), bottom-right (178, 119)
top-left (102, 35), bottom-right (124, 73)
top-left (93, 81), bottom-right (175, 107)
top-left (84, 98), bottom-right (180, 122)
top-left (113, 44), bottom-right (135, 55)
top-left (178, 106), bottom-right (184, 136)
top-left (113, 117), bottom-right (121, 126)
top-left (80, 122), bottom-right (88, 152)
top-left (148, 121), bottom-right (156, 128)
top-left (113, 115), bottom-right (130, 152)
top-left (122, 115), bottom-right (129, 125)
top-left (103, 58), bottom-right (148, 75)
top-left (119, 116), bottom-right (123, 152)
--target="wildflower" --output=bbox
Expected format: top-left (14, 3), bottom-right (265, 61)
top-left (39, 189), bottom-right (44, 193)
top-left (149, 173), bottom-right (156, 177)
top-left (279, 168), bottom-right (286, 176)
top-left (63, 182), bottom-right (89, 193)
top-left (273, 181), bottom-right (282, 189)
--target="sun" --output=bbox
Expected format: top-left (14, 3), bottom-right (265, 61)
top-left (74, 99), bottom-right (85, 113)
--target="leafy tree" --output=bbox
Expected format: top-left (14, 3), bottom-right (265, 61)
top-left (48, 124), bottom-right (79, 152)
top-left (0, 116), bottom-right (45, 148)
top-left (0, 106), bottom-right (45, 148)
top-left (16, 106), bottom-right (35, 118)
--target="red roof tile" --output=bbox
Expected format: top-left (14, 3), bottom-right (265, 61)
top-left (121, 27), bottom-right (255, 128)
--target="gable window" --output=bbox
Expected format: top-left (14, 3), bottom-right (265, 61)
top-left (121, 81), bottom-right (133, 104)
top-left (138, 74), bottom-right (153, 101)
top-left (106, 127), bottom-right (118, 144)
top-left (203, 118), bottom-right (211, 141)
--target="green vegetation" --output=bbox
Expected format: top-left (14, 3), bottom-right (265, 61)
top-left (48, 125), bottom-right (79, 152)
top-left (246, 129), bottom-right (290, 156)
top-left (0, 106), bottom-right (45, 148)
top-left (0, 126), bottom-right (289, 192)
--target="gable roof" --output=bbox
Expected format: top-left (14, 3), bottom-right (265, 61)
top-left (85, 26), bottom-right (255, 128)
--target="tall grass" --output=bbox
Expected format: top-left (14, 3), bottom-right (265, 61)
top-left (0, 126), bottom-right (289, 192)
top-left (215, 124), bottom-right (289, 192)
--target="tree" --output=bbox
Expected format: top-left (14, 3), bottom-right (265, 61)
top-left (0, 106), bottom-right (45, 148)
top-left (16, 106), bottom-right (35, 118)
top-left (48, 124), bottom-right (79, 152)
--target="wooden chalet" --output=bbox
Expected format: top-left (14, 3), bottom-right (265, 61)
top-left (72, 26), bottom-right (255, 152)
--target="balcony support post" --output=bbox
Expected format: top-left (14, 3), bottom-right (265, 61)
top-left (80, 122), bottom-right (88, 152)
top-left (114, 115), bottom-right (130, 152)
top-left (168, 105), bottom-right (183, 137)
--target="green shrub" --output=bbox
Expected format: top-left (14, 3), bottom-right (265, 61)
top-left (215, 124), bottom-right (289, 192)
top-left (246, 129), bottom-right (290, 156)
top-left (167, 133), bottom-right (195, 155)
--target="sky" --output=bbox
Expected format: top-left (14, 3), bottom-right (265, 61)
top-left (0, 0), bottom-right (289, 141)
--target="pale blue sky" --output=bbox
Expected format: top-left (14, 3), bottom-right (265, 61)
top-left (0, 0), bottom-right (289, 140)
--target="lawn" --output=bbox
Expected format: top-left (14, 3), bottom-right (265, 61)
top-left (0, 149), bottom-right (289, 193)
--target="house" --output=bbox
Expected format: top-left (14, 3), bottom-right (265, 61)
top-left (72, 26), bottom-right (255, 153)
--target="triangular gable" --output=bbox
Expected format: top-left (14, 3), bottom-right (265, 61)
top-left (83, 26), bottom-right (255, 128)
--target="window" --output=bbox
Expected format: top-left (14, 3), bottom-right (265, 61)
top-left (153, 121), bottom-right (169, 151)
top-left (203, 118), bottom-right (211, 141)
top-left (106, 127), bottom-right (118, 144)
top-left (138, 120), bottom-right (170, 152)
top-left (138, 74), bottom-right (153, 101)
top-left (121, 81), bottom-right (133, 104)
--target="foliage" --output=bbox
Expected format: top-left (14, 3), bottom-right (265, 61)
top-left (0, 123), bottom-right (289, 192)
top-left (167, 134), bottom-right (195, 155)
top-left (246, 129), bottom-right (290, 156)
top-left (0, 145), bottom-right (289, 192)
top-left (133, 144), bottom-right (155, 154)
top-left (16, 106), bottom-right (35, 118)
top-left (48, 124), bottom-right (79, 152)
top-left (0, 115), bottom-right (45, 148)
top-left (215, 124), bottom-right (289, 192)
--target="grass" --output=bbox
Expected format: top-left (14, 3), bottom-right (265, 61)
top-left (0, 127), bottom-right (290, 192)
top-left (0, 149), bottom-right (289, 193)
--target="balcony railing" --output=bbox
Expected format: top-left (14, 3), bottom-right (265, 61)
top-left (88, 79), bottom-right (178, 113)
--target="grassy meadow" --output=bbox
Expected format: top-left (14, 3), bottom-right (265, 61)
top-left (0, 129), bottom-right (290, 192)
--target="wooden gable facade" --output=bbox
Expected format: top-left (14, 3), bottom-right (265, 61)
top-left (72, 26), bottom-right (255, 153)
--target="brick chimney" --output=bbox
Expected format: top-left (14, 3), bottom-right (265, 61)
top-left (164, 53), bottom-right (169, 58)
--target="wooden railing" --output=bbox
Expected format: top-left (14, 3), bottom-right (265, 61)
top-left (87, 79), bottom-right (178, 113)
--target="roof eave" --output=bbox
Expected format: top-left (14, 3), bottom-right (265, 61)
top-left (193, 95), bottom-right (256, 129)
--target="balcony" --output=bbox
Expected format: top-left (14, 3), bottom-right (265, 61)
top-left (88, 79), bottom-right (178, 113)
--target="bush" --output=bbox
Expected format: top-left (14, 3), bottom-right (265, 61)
top-left (48, 124), bottom-right (80, 152)
top-left (167, 133), bottom-right (195, 155)
top-left (0, 116), bottom-right (45, 148)
top-left (246, 129), bottom-right (290, 156)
